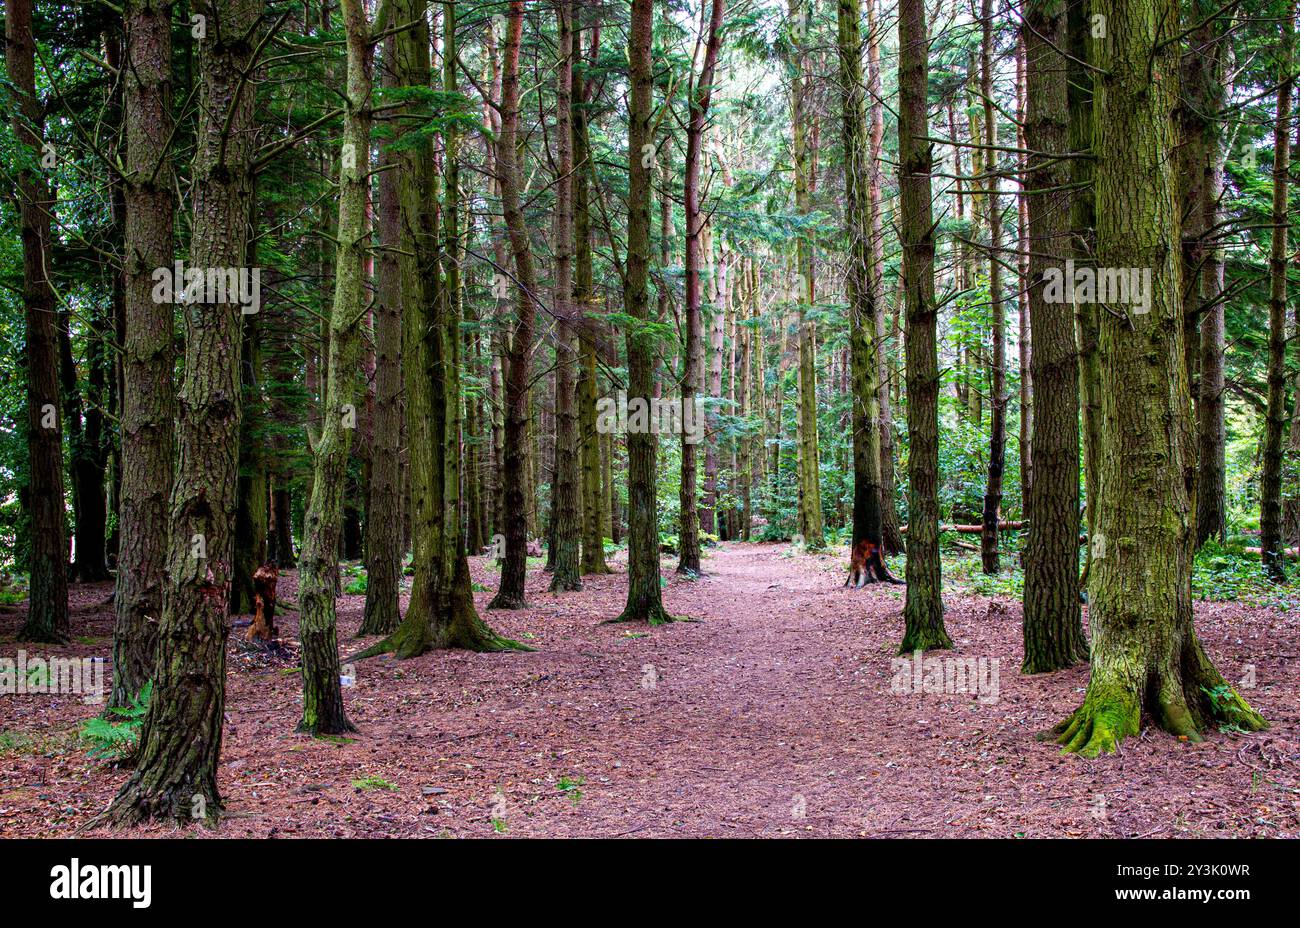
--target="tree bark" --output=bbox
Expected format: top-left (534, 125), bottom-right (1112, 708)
top-left (8, 0), bottom-right (70, 643)
top-left (1046, 0), bottom-right (1267, 755)
top-left (99, 0), bottom-right (260, 824)
top-left (111, 0), bottom-right (175, 702)
top-left (1020, 0), bottom-right (1086, 673)
top-left (897, 0), bottom-right (951, 651)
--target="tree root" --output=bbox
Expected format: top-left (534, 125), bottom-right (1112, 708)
top-left (1042, 695), bottom-right (1140, 757)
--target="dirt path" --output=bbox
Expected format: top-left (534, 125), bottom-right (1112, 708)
top-left (2, 542), bottom-right (1296, 837)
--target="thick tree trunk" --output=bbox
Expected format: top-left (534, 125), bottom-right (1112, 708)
top-left (615, 0), bottom-right (674, 623)
top-left (897, 0), bottom-right (951, 652)
top-left (8, 0), bottom-right (70, 643)
top-left (111, 0), bottom-right (175, 702)
top-left (99, 0), bottom-right (260, 825)
top-left (1046, 0), bottom-right (1266, 755)
top-left (1020, 0), bottom-right (1086, 673)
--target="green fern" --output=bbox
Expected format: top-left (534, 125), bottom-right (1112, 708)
top-left (81, 680), bottom-right (152, 759)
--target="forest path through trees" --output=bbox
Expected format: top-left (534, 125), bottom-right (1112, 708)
top-left (2, 543), bottom-right (1296, 837)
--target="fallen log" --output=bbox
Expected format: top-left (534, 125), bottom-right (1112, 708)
top-left (1243, 546), bottom-right (1299, 559)
top-left (900, 521), bottom-right (1026, 534)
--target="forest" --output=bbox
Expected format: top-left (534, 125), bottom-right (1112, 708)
top-left (0, 0), bottom-right (1297, 844)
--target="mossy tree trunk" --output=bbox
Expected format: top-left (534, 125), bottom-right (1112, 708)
top-left (296, 0), bottom-right (376, 737)
top-left (1046, 0), bottom-right (1267, 755)
top-left (897, 0), bottom-right (951, 652)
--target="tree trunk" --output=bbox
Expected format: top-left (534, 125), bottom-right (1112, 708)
top-left (839, 0), bottom-right (894, 587)
top-left (360, 30), bottom-right (405, 636)
top-left (231, 316), bottom-right (268, 614)
top-left (110, 0), bottom-right (174, 702)
top-left (1046, 0), bottom-right (1267, 755)
top-left (790, 0), bottom-right (825, 550)
top-left (897, 0), bottom-right (951, 652)
top-left (867, 0), bottom-right (903, 555)
top-left (1020, 0), bottom-right (1086, 673)
top-left (574, 20), bottom-right (610, 576)
top-left (614, 0), bottom-right (674, 623)
top-left (978, 0), bottom-right (1007, 575)
top-left (1261, 12), bottom-right (1293, 584)
top-left (677, 0), bottom-right (724, 575)
top-left (8, 0), bottom-right (70, 643)
top-left (488, 1), bottom-right (537, 609)
top-left (98, 0), bottom-right (260, 825)
top-left (296, 0), bottom-right (374, 736)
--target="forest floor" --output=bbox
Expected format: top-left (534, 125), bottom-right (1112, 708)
top-left (2, 541), bottom-right (1297, 838)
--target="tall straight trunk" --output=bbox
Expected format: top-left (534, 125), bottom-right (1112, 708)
top-left (99, 0), bottom-right (260, 825)
top-left (615, 0), bottom-right (674, 623)
top-left (867, 0), bottom-right (903, 555)
top-left (978, 0), bottom-right (1006, 574)
top-left (58, 308), bottom-right (110, 583)
top-left (1021, 0), bottom-right (1086, 673)
top-left (575, 21), bottom-right (609, 575)
top-left (1069, 0), bottom-right (1101, 585)
top-left (296, 0), bottom-right (373, 736)
top-left (8, 0), bottom-right (69, 643)
top-left (1195, 19), bottom-right (1232, 548)
top-left (360, 29), bottom-right (405, 635)
top-left (897, 0), bottom-right (951, 652)
top-left (232, 315), bottom-right (268, 613)
top-left (1261, 12), bottom-right (1294, 583)
top-left (678, 0), bottom-right (725, 575)
top-left (360, 2), bottom-right (523, 659)
top-left (1015, 37), bottom-right (1032, 523)
top-left (704, 248), bottom-right (726, 537)
top-left (111, 0), bottom-right (174, 702)
top-left (488, 1), bottom-right (538, 609)
top-left (1045, 0), bottom-right (1266, 756)
top-left (838, 0), bottom-right (890, 584)
top-left (550, 0), bottom-right (582, 591)
top-left (1288, 112), bottom-right (1300, 550)
top-left (790, 0), bottom-right (825, 549)
top-left (1179, 0), bottom-right (1226, 544)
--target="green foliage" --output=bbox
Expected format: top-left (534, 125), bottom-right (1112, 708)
top-left (80, 681), bottom-right (152, 760)
top-left (351, 775), bottom-right (397, 791)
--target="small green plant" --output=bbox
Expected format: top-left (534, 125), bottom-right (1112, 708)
top-left (352, 775), bottom-right (398, 790)
top-left (80, 681), bottom-right (152, 759)
top-left (556, 775), bottom-right (585, 804)
top-left (491, 817), bottom-right (509, 833)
